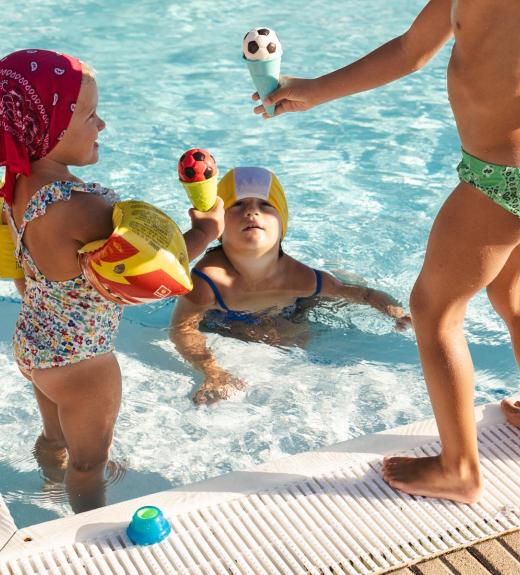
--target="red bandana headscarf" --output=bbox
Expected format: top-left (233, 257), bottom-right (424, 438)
top-left (0, 49), bottom-right (83, 204)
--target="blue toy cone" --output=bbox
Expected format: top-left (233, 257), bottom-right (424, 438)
top-left (246, 56), bottom-right (281, 117)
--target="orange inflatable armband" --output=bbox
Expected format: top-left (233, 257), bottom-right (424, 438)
top-left (78, 200), bottom-right (192, 305)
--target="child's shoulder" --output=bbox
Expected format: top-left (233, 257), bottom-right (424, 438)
top-left (182, 274), bottom-right (213, 306)
top-left (281, 255), bottom-right (321, 293)
top-left (15, 177), bottom-right (116, 244)
top-left (194, 248), bottom-right (231, 278)
top-left (15, 177), bottom-right (109, 212)
top-left (185, 249), bottom-right (229, 307)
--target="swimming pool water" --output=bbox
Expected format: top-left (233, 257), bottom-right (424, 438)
top-left (0, 0), bottom-right (517, 528)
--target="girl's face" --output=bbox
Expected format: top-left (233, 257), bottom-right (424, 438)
top-left (222, 196), bottom-right (282, 254)
top-left (48, 76), bottom-right (105, 167)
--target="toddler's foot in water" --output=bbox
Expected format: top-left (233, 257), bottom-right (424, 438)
top-left (382, 455), bottom-right (482, 504)
top-left (33, 434), bottom-right (68, 484)
top-left (193, 370), bottom-right (247, 405)
top-left (501, 398), bottom-right (520, 427)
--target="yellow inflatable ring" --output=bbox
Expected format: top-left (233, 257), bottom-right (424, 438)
top-left (78, 200), bottom-right (192, 305)
top-left (0, 197), bottom-right (24, 280)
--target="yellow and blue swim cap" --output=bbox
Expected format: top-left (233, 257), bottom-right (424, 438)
top-left (217, 167), bottom-right (288, 237)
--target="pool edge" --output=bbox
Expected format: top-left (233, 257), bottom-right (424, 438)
top-left (1, 397), bottom-right (516, 560)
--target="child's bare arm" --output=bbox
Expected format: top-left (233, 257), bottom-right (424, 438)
top-left (67, 192), bottom-right (115, 245)
top-left (257, 0), bottom-right (453, 116)
top-left (320, 271), bottom-right (412, 329)
top-left (170, 273), bottom-right (246, 404)
top-left (170, 295), bottom-right (218, 374)
top-left (183, 197), bottom-right (225, 261)
top-left (67, 194), bottom-right (224, 263)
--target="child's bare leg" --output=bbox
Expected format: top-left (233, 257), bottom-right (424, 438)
top-left (32, 353), bottom-right (121, 513)
top-left (486, 246), bottom-right (520, 427)
top-left (383, 182), bottom-right (520, 503)
top-left (16, 367), bottom-right (68, 482)
top-left (31, 383), bottom-right (68, 483)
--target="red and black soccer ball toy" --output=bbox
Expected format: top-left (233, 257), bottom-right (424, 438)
top-left (178, 148), bottom-right (217, 183)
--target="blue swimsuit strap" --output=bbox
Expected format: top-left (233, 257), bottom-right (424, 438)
top-left (193, 267), bottom-right (323, 312)
top-left (192, 268), bottom-right (230, 311)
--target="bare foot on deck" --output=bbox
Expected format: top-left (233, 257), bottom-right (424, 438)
top-left (501, 398), bottom-right (520, 427)
top-left (382, 455), bottom-right (482, 504)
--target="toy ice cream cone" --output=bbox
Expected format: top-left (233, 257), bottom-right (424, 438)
top-left (243, 28), bottom-right (283, 117)
top-left (181, 174), bottom-right (218, 212)
top-left (246, 57), bottom-right (281, 117)
top-left (178, 148), bottom-right (218, 212)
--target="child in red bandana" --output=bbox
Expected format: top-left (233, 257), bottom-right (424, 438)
top-left (0, 49), bottom-right (224, 512)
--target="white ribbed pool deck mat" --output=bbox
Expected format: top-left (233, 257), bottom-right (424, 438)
top-left (0, 498), bottom-right (16, 555)
top-left (2, 402), bottom-right (520, 574)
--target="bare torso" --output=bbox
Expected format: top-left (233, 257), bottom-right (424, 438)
top-left (199, 249), bottom-right (317, 314)
top-left (449, 0), bottom-right (520, 164)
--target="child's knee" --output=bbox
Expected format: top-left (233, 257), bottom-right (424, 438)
top-left (34, 434), bottom-right (66, 452)
top-left (69, 451), bottom-right (108, 473)
top-left (68, 436), bottom-right (112, 472)
top-left (410, 280), bottom-right (435, 319)
top-left (410, 280), bottom-right (464, 330)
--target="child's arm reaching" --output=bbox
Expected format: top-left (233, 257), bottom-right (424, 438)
top-left (182, 197), bottom-right (225, 261)
top-left (254, 0), bottom-right (453, 117)
top-left (319, 271), bottom-right (412, 331)
top-left (170, 273), bottom-right (246, 405)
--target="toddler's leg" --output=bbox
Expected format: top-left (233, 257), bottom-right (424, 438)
top-left (32, 352), bottom-right (121, 513)
top-left (486, 246), bottom-right (520, 426)
top-left (31, 383), bottom-right (68, 483)
top-left (383, 182), bottom-right (520, 503)
top-left (17, 368), bottom-right (68, 482)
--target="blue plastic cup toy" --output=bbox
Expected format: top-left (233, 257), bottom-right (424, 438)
top-left (126, 505), bottom-right (171, 545)
top-left (246, 56), bottom-right (281, 117)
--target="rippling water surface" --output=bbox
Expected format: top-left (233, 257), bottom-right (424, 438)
top-left (0, 0), bottom-right (517, 528)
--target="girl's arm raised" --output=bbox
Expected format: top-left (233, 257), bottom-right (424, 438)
top-left (183, 198), bottom-right (225, 261)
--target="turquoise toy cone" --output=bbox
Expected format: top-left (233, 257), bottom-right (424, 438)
top-left (246, 56), bottom-right (281, 117)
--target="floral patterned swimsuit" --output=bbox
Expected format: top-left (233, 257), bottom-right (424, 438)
top-left (8, 181), bottom-right (123, 373)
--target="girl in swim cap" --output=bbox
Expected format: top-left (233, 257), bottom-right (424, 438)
top-left (171, 166), bottom-right (410, 405)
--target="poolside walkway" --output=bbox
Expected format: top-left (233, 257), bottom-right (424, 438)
top-left (389, 529), bottom-right (520, 574)
top-left (2, 401), bottom-right (520, 574)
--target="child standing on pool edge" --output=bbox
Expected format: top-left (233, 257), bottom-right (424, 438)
top-left (0, 49), bottom-right (224, 512)
top-left (254, 0), bottom-right (520, 503)
top-left (172, 166), bottom-right (411, 405)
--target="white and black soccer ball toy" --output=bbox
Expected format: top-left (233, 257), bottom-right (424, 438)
top-left (242, 28), bottom-right (282, 61)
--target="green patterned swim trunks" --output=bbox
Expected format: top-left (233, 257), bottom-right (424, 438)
top-left (457, 149), bottom-right (520, 217)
